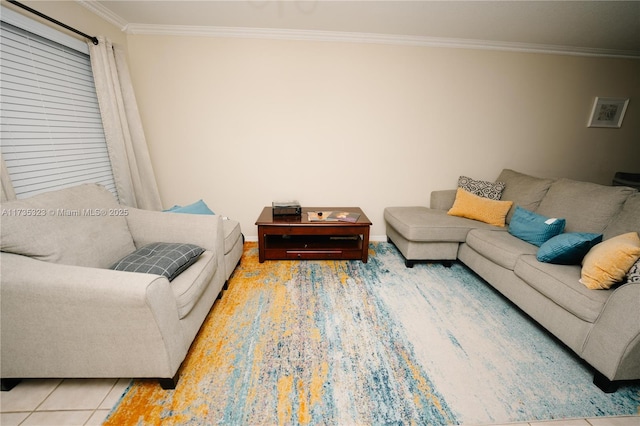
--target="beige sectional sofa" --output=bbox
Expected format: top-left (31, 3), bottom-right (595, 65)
top-left (1, 184), bottom-right (242, 389)
top-left (385, 169), bottom-right (640, 392)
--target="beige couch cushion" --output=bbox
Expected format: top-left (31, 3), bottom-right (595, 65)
top-left (384, 206), bottom-right (498, 242)
top-left (495, 169), bottom-right (555, 222)
top-left (536, 179), bottom-right (636, 234)
top-left (603, 192), bottom-right (640, 240)
top-left (514, 255), bottom-right (610, 323)
top-left (465, 228), bottom-right (537, 270)
top-left (170, 250), bottom-right (218, 319)
top-left (0, 184), bottom-right (135, 268)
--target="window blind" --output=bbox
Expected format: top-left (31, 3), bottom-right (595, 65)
top-left (0, 20), bottom-right (117, 199)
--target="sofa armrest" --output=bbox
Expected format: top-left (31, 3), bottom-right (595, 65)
top-left (430, 189), bottom-right (457, 210)
top-left (0, 252), bottom-right (186, 379)
top-left (125, 208), bottom-right (222, 252)
top-left (126, 208), bottom-right (227, 291)
top-left (581, 282), bottom-right (640, 381)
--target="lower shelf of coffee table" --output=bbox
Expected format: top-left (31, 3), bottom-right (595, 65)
top-left (263, 234), bottom-right (364, 260)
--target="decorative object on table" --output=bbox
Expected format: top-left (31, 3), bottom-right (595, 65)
top-left (328, 211), bottom-right (361, 223)
top-left (307, 211), bottom-right (333, 221)
top-left (272, 201), bottom-right (301, 217)
top-left (587, 97), bottom-right (629, 128)
top-left (307, 211), bottom-right (360, 222)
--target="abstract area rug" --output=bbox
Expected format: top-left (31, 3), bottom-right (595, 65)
top-left (106, 242), bottom-right (639, 425)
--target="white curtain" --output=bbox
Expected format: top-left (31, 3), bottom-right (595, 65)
top-left (88, 36), bottom-right (162, 211)
top-left (0, 155), bottom-right (16, 202)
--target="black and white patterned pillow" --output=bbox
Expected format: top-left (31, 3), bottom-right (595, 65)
top-left (627, 258), bottom-right (640, 283)
top-left (458, 176), bottom-right (506, 200)
top-left (110, 242), bottom-right (204, 282)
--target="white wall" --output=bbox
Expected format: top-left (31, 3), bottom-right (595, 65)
top-left (125, 35), bottom-right (639, 239)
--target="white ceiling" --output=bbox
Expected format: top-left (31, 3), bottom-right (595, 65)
top-left (83, 1), bottom-right (640, 57)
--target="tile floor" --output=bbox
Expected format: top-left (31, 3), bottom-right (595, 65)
top-left (0, 378), bottom-right (129, 426)
top-left (0, 378), bottom-right (638, 426)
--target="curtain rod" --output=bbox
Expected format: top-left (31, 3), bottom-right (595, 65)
top-left (6, 0), bottom-right (99, 45)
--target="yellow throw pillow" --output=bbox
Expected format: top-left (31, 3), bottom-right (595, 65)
top-left (447, 188), bottom-right (513, 227)
top-left (580, 232), bottom-right (640, 290)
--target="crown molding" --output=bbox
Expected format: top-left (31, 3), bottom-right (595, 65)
top-left (75, 0), bottom-right (639, 60)
top-left (76, 0), bottom-right (129, 31)
top-left (125, 24), bottom-right (640, 59)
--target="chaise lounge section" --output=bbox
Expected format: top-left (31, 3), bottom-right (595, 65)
top-left (385, 169), bottom-right (640, 392)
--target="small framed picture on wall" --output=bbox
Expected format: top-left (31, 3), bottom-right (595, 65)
top-left (587, 97), bottom-right (629, 128)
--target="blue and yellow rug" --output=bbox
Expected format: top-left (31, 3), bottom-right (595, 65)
top-left (106, 242), bottom-right (639, 425)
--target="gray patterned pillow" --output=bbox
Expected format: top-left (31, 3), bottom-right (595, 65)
top-left (110, 242), bottom-right (204, 281)
top-left (627, 258), bottom-right (640, 283)
top-left (458, 176), bottom-right (506, 200)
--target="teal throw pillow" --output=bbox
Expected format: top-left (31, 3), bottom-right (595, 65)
top-left (508, 206), bottom-right (565, 246)
top-left (164, 199), bottom-right (214, 215)
top-left (537, 232), bottom-right (603, 265)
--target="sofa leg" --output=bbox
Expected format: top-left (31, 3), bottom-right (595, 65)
top-left (442, 261), bottom-right (453, 268)
top-left (223, 280), bottom-right (229, 290)
top-left (593, 371), bottom-right (618, 393)
top-left (405, 260), bottom-right (415, 268)
top-left (1, 379), bottom-right (21, 391)
top-left (158, 373), bottom-right (179, 390)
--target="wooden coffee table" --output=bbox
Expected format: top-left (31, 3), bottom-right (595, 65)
top-left (255, 207), bottom-right (372, 263)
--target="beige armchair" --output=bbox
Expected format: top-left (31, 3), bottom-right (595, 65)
top-left (1, 184), bottom-right (227, 389)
